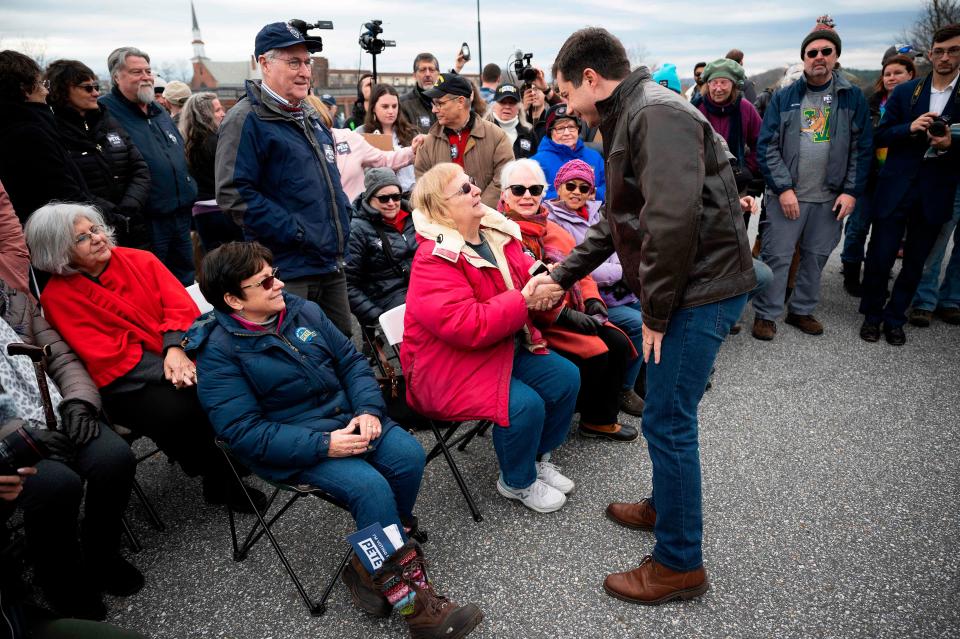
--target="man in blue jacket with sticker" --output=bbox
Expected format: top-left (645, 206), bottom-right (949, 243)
top-left (216, 22), bottom-right (354, 336)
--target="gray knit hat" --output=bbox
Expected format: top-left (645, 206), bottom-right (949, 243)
top-left (363, 168), bottom-right (401, 202)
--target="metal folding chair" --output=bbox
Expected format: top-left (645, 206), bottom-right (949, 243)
top-left (377, 305), bottom-right (487, 523)
top-left (215, 440), bottom-right (353, 617)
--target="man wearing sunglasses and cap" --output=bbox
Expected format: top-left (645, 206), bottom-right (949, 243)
top-left (751, 15), bottom-right (872, 341)
top-left (413, 73), bottom-right (514, 208)
top-left (216, 21), bottom-right (356, 337)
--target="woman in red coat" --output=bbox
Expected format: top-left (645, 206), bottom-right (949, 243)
top-left (403, 164), bottom-right (580, 514)
top-left (24, 202), bottom-right (264, 512)
top-left (499, 159), bottom-right (637, 442)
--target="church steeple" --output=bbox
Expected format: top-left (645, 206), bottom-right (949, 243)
top-left (191, 1), bottom-right (208, 61)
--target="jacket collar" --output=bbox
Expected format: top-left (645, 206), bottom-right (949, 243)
top-left (182, 291), bottom-right (305, 353)
top-left (596, 66), bottom-right (651, 131)
top-left (430, 111), bottom-right (481, 140)
top-left (546, 198), bottom-right (601, 225)
top-left (541, 135), bottom-right (582, 156)
top-left (107, 86), bottom-right (163, 119)
top-left (412, 205), bottom-right (521, 264)
top-left (244, 80), bottom-right (320, 123)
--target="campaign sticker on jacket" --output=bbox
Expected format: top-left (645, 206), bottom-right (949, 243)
top-left (322, 144), bottom-right (336, 164)
top-left (419, 115), bottom-right (431, 128)
top-left (166, 131), bottom-right (179, 145)
top-left (295, 327), bottom-right (318, 343)
top-left (106, 132), bottom-right (124, 147)
top-left (335, 141), bottom-right (351, 155)
top-left (519, 139), bottom-right (532, 152)
top-left (450, 144), bottom-right (459, 161)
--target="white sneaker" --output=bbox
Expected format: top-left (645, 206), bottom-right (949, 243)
top-left (536, 460), bottom-right (575, 494)
top-left (497, 477), bottom-right (566, 513)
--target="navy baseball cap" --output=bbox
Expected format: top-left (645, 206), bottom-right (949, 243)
top-left (545, 103), bottom-right (581, 132)
top-left (320, 93), bottom-right (336, 106)
top-left (493, 83), bottom-right (521, 103)
top-left (255, 22), bottom-right (323, 58)
top-left (423, 73), bottom-right (473, 100)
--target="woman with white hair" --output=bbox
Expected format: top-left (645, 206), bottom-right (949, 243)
top-left (23, 202), bottom-right (265, 512)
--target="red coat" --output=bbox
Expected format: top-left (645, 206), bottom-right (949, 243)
top-left (401, 223), bottom-right (554, 427)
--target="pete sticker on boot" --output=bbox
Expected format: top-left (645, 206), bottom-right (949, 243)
top-left (348, 523), bottom-right (401, 573)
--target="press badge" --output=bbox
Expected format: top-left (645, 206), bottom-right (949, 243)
top-left (519, 139), bottom-right (531, 152)
top-left (335, 141), bottom-right (351, 155)
top-left (450, 144), bottom-right (459, 161)
top-left (106, 132), bottom-right (123, 147)
top-left (419, 115), bottom-right (431, 128)
top-left (322, 144), bottom-right (336, 163)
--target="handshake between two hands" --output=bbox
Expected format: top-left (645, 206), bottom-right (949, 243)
top-left (521, 273), bottom-right (565, 311)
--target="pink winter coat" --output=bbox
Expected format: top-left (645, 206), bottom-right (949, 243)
top-left (401, 209), bottom-right (556, 427)
top-left (331, 128), bottom-right (415, 201)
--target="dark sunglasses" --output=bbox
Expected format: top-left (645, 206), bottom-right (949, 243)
top-left (805, 47), bottom-right (834, 59)
top-left (563, 182), bottom-right (591, 194)
top-left (76, 83), bottom-right (100, 93)
top-left (373, 193), bottom-right (402, 204)
top-left (241, 267), bottom-right (280, 291)
top-left (445, 176), bottom-right (477, 199)
top-left (508, 184), bottom-right (545, 197)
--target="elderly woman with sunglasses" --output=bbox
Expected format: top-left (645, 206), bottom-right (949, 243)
top-left (498, 159), bottom-right (638, 442)
top-left (45, 59), bottom-right (152, 248)
top-left (23, 202), bottom-right (265, 513)
top-left (345, 168), bottom-right (417, 329)
top-left (546, 159), bottom-right (647, 416)
top-left (183, 241), bottom-right (482, 636)
top-left (402, 163), bottom-right (581, 514)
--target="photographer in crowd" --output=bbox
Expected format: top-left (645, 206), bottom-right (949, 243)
top-left (859, 23), bottom-right (960, 345)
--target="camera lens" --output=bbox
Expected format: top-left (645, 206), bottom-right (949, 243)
top-left (0, 427), bottom-right (47, 475)
top-left (928, 120), bottom-right (947, 137)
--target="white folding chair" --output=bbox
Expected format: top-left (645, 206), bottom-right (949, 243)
top-left (186, 282), bottom-right (214, 314)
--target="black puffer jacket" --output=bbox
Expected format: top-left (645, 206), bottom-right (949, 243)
top-left (52, 104), bottom-right (151, 247)
top-left (345, 198), bottom-right (417, 326)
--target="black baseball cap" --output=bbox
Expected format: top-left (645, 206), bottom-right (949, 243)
top-left (493, 84), bottom-right (521, 103)
top-left (254, 22), bottom-right (323, 58)
top-left (423, 73), bottom-right (473, 100)
top-left (545, 103), bottom-right (581, 132)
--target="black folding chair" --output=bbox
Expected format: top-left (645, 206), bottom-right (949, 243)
top-left (215, 439), bottom-right (353, 617)
top-left (106, 422), bottom-right (167, 552)
top-left (376, 305), bottom-right (488, 523)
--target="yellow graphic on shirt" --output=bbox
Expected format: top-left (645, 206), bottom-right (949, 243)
top-left (801, 106), bottom-right (831, 143)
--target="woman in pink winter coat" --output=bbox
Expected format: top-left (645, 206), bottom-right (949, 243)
top-left (402, 163), bottom-right (580, 514)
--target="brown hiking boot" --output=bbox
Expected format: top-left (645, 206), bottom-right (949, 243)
top-left (342, 555), bottom-right (391, 617)
top-left (603, 555), bottom-right (709, 606)
top-left (785, 313), bottom-right (824, 335)
top-left (751, 318), bottom-right (776, 341)
top-left (908, 308), bottom-right (932, 327)
top-left (373, 542), bottom-right (483, 639)
top-left (606, 498), bottom-right (656, 531)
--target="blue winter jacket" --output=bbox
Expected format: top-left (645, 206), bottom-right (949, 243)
top-left (215, 81), bottom-right (353, 280)
top-left (531, 136), bottom-right (606, 201)
top-left (182, 293), bottom-right (392, 481)
top-left (100, 88), bottom-right (197, 215)
top-left (757, 71), bottom-right (873, 198)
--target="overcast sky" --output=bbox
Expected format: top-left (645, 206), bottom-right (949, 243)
top-left (1, 0), bottom-right (925, 80)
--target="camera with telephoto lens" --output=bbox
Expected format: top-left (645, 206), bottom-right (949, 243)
top-left (513, 52), bottom-right (537, 92)
top-left (927, 116), bottom-right (950, 138)
top-left (0, 427), bottom-right (48, 475)
top-left (359, 20), bottom-right (396, 55)
top-left (287, 19), bottom-right (334, 52)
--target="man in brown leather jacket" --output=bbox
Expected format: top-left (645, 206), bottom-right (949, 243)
top-left (545, 27), bottom-right (756, 605)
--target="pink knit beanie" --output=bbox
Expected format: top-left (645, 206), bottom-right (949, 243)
top-left (553, 159), bottom-right (595, 192)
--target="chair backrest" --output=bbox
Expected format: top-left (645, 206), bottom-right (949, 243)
top-left (378, 304), bottom-right (406, 347)
top-left (186, 282), bottom-right (214, 314)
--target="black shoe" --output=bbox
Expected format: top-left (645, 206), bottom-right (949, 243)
top-left (908, 308), bottom-right (932, 327)
top-left (203, 477), bottom-right (268, 513)
top-left (859, 321), bottom-right (880, 343)
top-left (39, 570), bottom-right (107, 621)
top-left (842, 262), bottom-right (862, 297)
top-left (883, 324), bottom-right (906, 346)
top-left (579, 421), bottom-right (640, 442)
top-left (91, 553), bottom-right (145, 597)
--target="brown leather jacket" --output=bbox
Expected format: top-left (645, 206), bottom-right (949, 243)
top-left (552, 68), bottom-right (756, 332)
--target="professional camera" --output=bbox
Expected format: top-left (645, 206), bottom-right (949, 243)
top-left (928, 116), bottom-right (950, 138)
top-left (0, 427), bottom-right (48, 475)
top-left (287, 19), bottom-right (334, 51)
top-left (359, 20), bottom-right (396, 56)
top-left (513, 51), bottom-right (537, 92)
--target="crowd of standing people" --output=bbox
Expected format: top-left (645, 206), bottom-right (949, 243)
top-left (0, 12), bottom-right (957, 639)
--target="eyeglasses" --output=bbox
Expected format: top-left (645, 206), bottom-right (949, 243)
top-left (275, 57), bottom-right (312, 71)
top-left (563, 182), bottom-right (591, 194)
top-left (76, 83), bottom-right (100, 93)
top-left (373, 193), bottom-right (402, 204)
top-left (431, 97), bottom-right (459, 109)
top-left (931, 46), bottom-right (960, 58)
top-left (74, 225), bottom-right (104, 245)
top-left (507, 184), bottom-right (545, 197)
top-left (552, 125), bottom-right (579, 134)
top-left (241, 267), bottom-right (280, 291)
top-left (445, 176), bottom-right (476, 199)
top-left (805, 47), bottom-right (834, 59)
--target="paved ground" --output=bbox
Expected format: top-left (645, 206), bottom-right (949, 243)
top-left (106, 244), bottom-right (960, 639)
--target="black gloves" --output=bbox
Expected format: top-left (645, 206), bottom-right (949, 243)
top-left (59, 400), bottom-right (100, 446)
top-left (25, 427), bottom-right (75, 463)
top-left (556, 307), bottom-right (602, 335)
top-left (583, 298), bottom-right (607, 318)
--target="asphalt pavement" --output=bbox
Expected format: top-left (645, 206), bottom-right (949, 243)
top-left (106, 244), bottom-right (960, 639)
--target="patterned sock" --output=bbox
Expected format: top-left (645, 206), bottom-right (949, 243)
top-left (380, 547), bottom-right (428, 616)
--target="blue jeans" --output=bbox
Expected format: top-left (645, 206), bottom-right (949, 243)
top-left (750, 258), bottom-right (773, 300)
top-left (644, 293), bottom-right (747, 571)
top-left (912, 187), bottom-right (960, 311)
top-left (841, 196), bottom-right (872, 264)
top-left (293, 424), bottom-right (425, 534)
top-left (607, 302), bottom-right (644, 390)
top-left (149, 207), bottom-right (195, 285)
top-left (494, 348), bottom-right (580, 489)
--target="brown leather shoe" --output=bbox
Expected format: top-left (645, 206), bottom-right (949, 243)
top-left (908, 308), bottom-right (932, 327)
top-left (751, 318), bottom-right (776, 341)
top-left (603, 555), bottom-right (709, 606)
top-left (785, 313), bottom-right (824, 335)
top-left (605, 498), bottom-right (656, 531)
top-left (936, 307), bottom-right (960, 325)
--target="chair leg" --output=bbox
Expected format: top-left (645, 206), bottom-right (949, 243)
top-left (316, 547), bottom-right (354, 615)
top-left (131, 476), bottom-right (165, 531)
top-left (121, 515), bottom-right (142, 553)
top-left (428, 420), bottom-right (483, 523)
top-left (456, 420), bottom-right (489, 452)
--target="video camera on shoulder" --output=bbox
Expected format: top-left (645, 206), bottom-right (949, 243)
top-left (513, 51), bottom-right (537, 93)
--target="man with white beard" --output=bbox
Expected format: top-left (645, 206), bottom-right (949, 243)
top-left (100, 47), bottom-right (198, 284)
